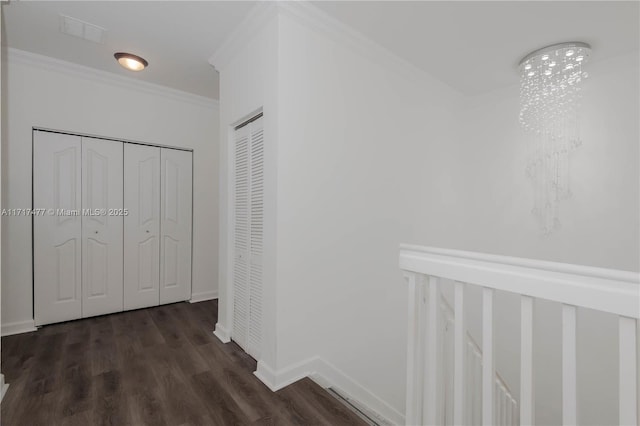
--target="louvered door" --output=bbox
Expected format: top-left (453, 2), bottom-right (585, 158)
top-left (232, 115), bottom-right (264, 359)
top-left (248, 120), bottom-right (264, 358)
top-left (233, 124), bottom-right (250, 352)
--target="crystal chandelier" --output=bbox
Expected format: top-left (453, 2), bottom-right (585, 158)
top-left (519, 42), bottom-right (591, 234)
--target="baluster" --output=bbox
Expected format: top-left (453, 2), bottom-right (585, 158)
top-left (417, 275), bottom-right (428, 423)
top-left (618, 316), bottom-right (637, 426)
top-left (562, 304), bottom-right (577, 425)
top-left (465, 341), bottom-right (474, 424)
top-left (496, 382), bottom-right (501, 425)
top-left (423, 276), bottom-right (440, 425)
top-left (404, 272), bottom-right (419, 425)
top-left (502, 387), bottom-right (508, 426)
top-left (454, 281), bottom-right (466, 425)
top-left (482, 287), bottom-right (495, 425)
top-left (475, 350), bottom-right (482, 423)
top-left (496, 386), bottom-right (501, 426)
top-left (520, 295), bottom-right (535, 425)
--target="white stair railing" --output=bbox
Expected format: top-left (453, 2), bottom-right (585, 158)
top-left (400, 245), bottom-right (639, 426)
top-left (439, 296), bottom-right (518, 426)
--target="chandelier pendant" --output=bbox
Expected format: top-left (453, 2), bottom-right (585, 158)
top-left (518, 42), bottom-right (591, 234)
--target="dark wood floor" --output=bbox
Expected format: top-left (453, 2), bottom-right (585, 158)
top-left (1, 300), bottom-right (368, 426)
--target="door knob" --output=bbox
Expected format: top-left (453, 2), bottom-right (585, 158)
top-left (95, 231), bottom-right (98, 234)
top-left (146, 230), bottom-right (150, 233)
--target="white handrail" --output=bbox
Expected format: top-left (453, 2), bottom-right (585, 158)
top-left (400, 244), bottom-right (639, 283)
top-left (399, 245), bottom-right (639, 318)
top-left (400, 245), bottom-right (639, 426)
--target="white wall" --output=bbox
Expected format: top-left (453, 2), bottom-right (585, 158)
top-left (214, 3), bottom-right (638, 424)
top-left (213, 5), bottom-right (462, 420)
top-left (456, 53), bottom-right (639, 272)
top-left (1, 50), bottom-right (219, 332)
top-left (267, 18), bottom-right (638, 425)
top-left (454, 51), bottom-right (639, 426)
top-left (214, 8), bottom-right (280, 370)
top-left (0, 5), bottom-right (6, 396)
top-left (274, 11), bottom-right (461, 419)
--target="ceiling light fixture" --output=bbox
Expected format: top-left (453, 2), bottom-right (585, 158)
top-left (518, 42), bottom-right (591, 234)
top-left (114, 52), bottom-right (148, 71)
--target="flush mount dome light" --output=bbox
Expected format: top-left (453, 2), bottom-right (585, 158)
top-left (114, 52), bottom-right (148, 71)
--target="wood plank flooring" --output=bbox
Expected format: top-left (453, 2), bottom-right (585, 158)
top-left (1, 300), bottom-right (368, 426)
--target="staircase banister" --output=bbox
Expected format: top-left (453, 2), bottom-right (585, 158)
top-left (400, 244), bottom-right (640, 318)
top-left (440, 293), bottom-right (518, 403)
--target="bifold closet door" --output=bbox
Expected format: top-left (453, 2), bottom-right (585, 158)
top-left (81, 137), bottom-right (124, 318)
top-left (160, 148), bottom-right (192, 304)
top-left (34, 131), bottom-right (82, 326)
top-left (124, 144), bottom-right (161, 310)
top-left (232, 116), bottom-right (264, 359)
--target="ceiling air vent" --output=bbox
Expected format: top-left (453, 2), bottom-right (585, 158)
top-left (59, 14), bottom-right (106, 44)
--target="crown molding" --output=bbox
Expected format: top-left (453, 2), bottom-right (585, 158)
top-left (8, 48), bottom-right (219, 110)
top-left (277, 1), bottom-right (460, 101)
top-left (208, 1), bottom-right (278, 70)
top-left (209, 1), bottom-right (460, 103)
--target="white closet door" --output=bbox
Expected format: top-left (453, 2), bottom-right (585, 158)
top-left (160, 148), bottom-right (192, 304)
top-left (232, 116), bottom-right (264, 359)
top-left (81, 137), bottom-right (124, 318)
top-left (232, 124), bottom-right (250, 352)
top-left (34, 131), bottom-right (82, 326)
top-left (124, 144), bottom-right (160, 310)
top-left (248, 119), bottom-right (264, 358)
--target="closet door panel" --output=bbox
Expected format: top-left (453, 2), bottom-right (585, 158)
top-left (160, 148), bottom-right (192, 304)
top-left (248, 119), bottom-right (264, 358)
top-left (231, 116), bottom-right (264, 359)
top-left (232, 125), bottom-right (250, 352)
top-left (232, 118), bottom-right (264, 359)
top-left (34, 131), bottom-right (82, 326)
top-left (81, 137), bottom-right (124, 318)
top-left (124, 144), bottom-right (160, 310)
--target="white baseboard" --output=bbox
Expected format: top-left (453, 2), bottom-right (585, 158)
top-left (252, 356), bottom-right (404, 425)
top-left (312, 358), bottom-right (404, 425)
top-left (1, 319), bottom-right (37, 337)
top-left (213, 322), bottom-right (230, 343)
top-left (189, 290), bottom-right (219, 303)
top-left (254, 357), bottom-right (318, 392)
top-left (0, 374), bottom-right (8, 401)
top-left (253, 360), bottom-right (279, 391)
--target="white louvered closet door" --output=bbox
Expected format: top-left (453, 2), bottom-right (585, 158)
top-left (248, 119), bottom-right (264, 358)
top-left (232, 115), bottom-right (264, 359)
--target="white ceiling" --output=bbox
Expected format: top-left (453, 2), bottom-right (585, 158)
top-left (313, 1), bottom-right (640, 95)
top-left (2, 1), bottom-right (638, 99)
top-left (2, 1), bottom-right (256, 99)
